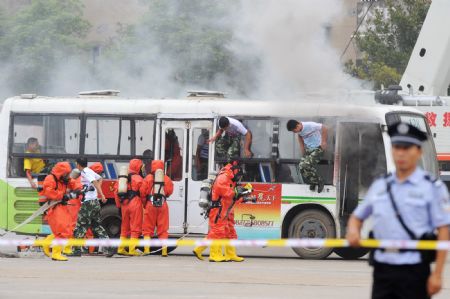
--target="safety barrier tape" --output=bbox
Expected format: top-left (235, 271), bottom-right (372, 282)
top-left (1, 238), bottom-right (450, 251)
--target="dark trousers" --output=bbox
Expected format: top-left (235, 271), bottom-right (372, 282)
top-left (372, 262), bottom-right (430, 299)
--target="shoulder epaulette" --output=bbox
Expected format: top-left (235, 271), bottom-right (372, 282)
top-left (424, 173), bottom-right (442, 187)
top-left (378, 172), bottom-right (392, 180)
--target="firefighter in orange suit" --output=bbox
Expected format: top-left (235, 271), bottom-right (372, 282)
top-left (114, 159), bottom-right (144, 256)
top-left (193, 162), bottom-right (246, 262)
top-left (140, 160), bottom-right (174, 256)
top-left (42, 162), bottom-right (81, 261)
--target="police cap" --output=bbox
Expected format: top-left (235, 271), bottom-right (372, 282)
top-left (387, 122), bottom-right (428, 147)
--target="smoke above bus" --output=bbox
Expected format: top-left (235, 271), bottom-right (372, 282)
top-left (0, 0), bottom-right (367, 101)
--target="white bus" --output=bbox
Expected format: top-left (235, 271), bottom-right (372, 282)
top-left (0, 91), bottom-right (438, 259)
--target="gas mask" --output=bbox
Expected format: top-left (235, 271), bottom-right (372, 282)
top-left (139, 165), bottom-right (146, 177)
top-left (230, 162), bottom-right (244, 183)
top-left (61, 174), bottom-right (71, 184)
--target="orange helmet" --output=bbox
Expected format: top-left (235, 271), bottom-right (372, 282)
top-left (90, 162), bottom-right (104, 175)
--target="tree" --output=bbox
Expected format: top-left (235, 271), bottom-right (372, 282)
top-left (102, 0), bottom-right (258, 97)
top-left (346, 0), bottom-right (430, 89)
top-left (0, 0), bottom-right (90, 95)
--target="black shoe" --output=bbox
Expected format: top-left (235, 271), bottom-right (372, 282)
top-left (317, 181), bottom-right (324, 193)
top-left (309, 184), bottom-right (316, 191)
top-left (66, 251), bottom-right (82, 257)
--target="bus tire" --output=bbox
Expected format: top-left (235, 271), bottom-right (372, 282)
top-left (288, 209), bottom-right (335, 259)
top-left (334, 247), bottom-right (369, 260)
top-left (100, 204), bottom-right (122, 239)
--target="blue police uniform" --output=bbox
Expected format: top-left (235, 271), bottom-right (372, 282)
top-left (354, 168), bottom-right (450, 265)
top-left (352, 122), bottom-right (450, 299)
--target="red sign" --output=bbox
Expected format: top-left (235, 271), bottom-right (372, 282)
top-left (425, 112), bottom-right (437, 127)
top-left (443, 112), bottom-right (450, 127)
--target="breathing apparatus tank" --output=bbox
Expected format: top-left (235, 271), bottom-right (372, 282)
top-left (198, 171), bottom-right (217, 212)
top-left (151, 168), bottom-right (166, 207)
top-left (70, 168), bottom-right (81, 180)
top-left (117, 166), bottom-right (129, 200)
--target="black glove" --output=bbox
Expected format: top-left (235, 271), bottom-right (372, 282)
top-left (62, 195), bottom-right (70, 204)
top-left (235, 186), bottom-right (251, 199)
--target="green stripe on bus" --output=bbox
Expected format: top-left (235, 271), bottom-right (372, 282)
top-left (281, 196), bottom-right (336, 204)
top-left (282, 196), bottom-right (336, 200)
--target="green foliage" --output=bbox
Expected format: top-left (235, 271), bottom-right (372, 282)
top-left (347, 0), bottom-right (430, 89)
top-left (0, 0), bottom-right (90, 94)
top-left (104, 0), bottom-right (257, 96)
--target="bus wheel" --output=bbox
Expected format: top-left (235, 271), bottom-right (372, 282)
top-left (334, 248), bottom-right (369, 260)
top-left (100, 204), bottom-right (122, 239)
top-left (288, 209), bottom-right (335, 259)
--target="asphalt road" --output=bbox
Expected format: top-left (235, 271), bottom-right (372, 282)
top-left (0, 247), bottom-right (449, 299)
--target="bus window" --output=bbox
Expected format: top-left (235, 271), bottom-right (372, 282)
top-left (85, 118), bottom-right (131, 155)
top-left (242, 119), bottom-right (273, 158)
top-left (165, 128), bottom-right (183, 181)
top-left (10, 115), bottom-right (81, 177)
top-left (135, 120), bottom-right (155, 156)
top-left (386, 112), bottom-right (438, 176)
top-left (277, 118), bottom-right (336, 185)
top-left (358, 124), bottom-right (387, 194)
top-left (278, 119), bottom-right (301, 159)
top-left (12, 115), bottom-right (80, 155)
top-left (192, 128), bottom-right (209, 181)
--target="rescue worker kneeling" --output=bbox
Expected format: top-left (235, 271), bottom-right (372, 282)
top-left (140, 160), bottom-right (174, 256)
top-left (42, 162), bottom-right (82, 261)
top-left (114, 159), bottom-right (144, 256)
top-left (194, 162), bottom-right (248, 262)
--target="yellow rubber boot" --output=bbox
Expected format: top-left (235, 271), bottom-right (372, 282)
top-left (117, 237), bottom-right (129, 256)
top-left (128, 238), bottom-right (141, 256)
top-left (42, 234), bottom-right (54, 258)
top-left (161, 246), bottom-right (168, 257)
top-left (193, 245), bottom-right (207, 261)
top-left (63, 245), bottom-right (73, 255)
top-left (225, 245), bottom-right (244, 262)
top-left (143, 236), bottom-right (151, 255)
top-left (51, 246), bottom-right (68, 261)
top-left (208, 245), bottom-right (227, 262)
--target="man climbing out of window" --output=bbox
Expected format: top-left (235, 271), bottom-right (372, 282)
top-left (287, 120), bottom-right (328, 193)
top-left (208, 117), bottom-right (253, 160)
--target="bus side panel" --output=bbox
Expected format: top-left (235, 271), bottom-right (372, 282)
top-left (234, 183), bottom-right (282, 239)
top-left (6, 179), bottom-right (49, 234)
top-left (0, 180), bottom-right (8, 229)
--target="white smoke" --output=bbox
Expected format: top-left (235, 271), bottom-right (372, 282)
top-left (1, 0), bottom-right (367, 101)
top-left (231, 0), bottom-right (364, 99)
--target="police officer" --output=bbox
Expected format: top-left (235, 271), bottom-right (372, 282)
top-left (346, 122), bottom-right (450, 299)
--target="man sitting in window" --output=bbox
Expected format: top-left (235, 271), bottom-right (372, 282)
top-left (24, 137), bottom-right (46, 188)
top-left (208, 116), bottom-right (253, 160)
top-left (286, 120), bottom-right (328, 193)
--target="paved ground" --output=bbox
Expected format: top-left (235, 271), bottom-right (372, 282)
top-left (0, 247), bottom-right (449, 299)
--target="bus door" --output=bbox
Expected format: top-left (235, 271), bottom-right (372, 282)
top-left (335, 122), bottom-right (386, 237)
top-left (160, 120), bottom-right (213, 234)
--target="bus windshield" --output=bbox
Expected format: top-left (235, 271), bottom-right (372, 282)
top-left (386, 112), bottom-right (438, 176)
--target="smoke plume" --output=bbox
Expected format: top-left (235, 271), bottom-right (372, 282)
top-left (0, 0), bottom-right (365, 101)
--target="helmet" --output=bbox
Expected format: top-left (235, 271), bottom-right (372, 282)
top-left (90, 162), bottom-right (104, 175)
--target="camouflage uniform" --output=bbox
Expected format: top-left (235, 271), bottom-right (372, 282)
top-left (299, 148), bottom-right (324, 186)
top-left (72, 200), bottom-right (111, 255)
top-left (215, 134), bottom-right (241, 160)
